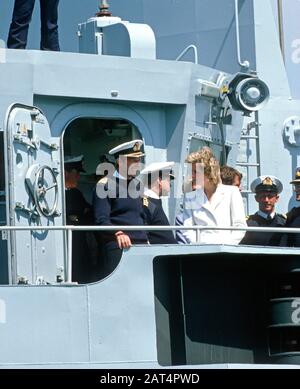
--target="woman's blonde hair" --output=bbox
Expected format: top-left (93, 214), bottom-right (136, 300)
top-left (186, 146), bottom-right (221, 186)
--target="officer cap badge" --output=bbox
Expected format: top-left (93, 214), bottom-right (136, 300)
top-left (290, 167), bottom-right (300, 184)
top-left (262, 177), bottom-right (273, 186)
top-left (133, 142), bottom-right (141, 152)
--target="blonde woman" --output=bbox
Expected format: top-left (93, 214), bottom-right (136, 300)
top-left (181, 147), bottom-right (246, 244)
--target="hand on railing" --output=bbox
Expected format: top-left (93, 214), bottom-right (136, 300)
top-left (115, 231), bottom-right (132, 249)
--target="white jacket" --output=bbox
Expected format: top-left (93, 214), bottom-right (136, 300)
top-left (181, 184), bottom-right (246, 245)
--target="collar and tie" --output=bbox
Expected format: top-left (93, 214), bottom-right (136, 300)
top-left (257, 210), bottom-right (275, 221)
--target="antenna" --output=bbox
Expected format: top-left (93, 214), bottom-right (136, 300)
top-left (96, 0), bottom-right (112, 17)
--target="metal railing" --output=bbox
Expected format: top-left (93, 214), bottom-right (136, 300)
top-left (234, 0), bottom-right (250, 69)
top-left (176, 44), bottom-right (199, 64)
top-left (1, 224), bottom-right (300, 284)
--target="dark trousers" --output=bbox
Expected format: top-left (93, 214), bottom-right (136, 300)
top-left (100, 246), bottom-right (122, 278)
top-left (7, 0), bottom-right (60, 51)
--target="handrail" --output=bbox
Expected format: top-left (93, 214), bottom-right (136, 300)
top-left (0, 225), bottom-right (299, 233)
top-left (234, 0), bottom-right (250, 69)
top-left (2, 224), bottom-right (299, 285)
top-left (176, 44), bottom-right (199, 64)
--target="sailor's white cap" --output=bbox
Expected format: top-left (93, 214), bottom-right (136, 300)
top-left (64, 155), bottom-right (86, 172)
top-left (64, 155), bottom-right (84, 164)
top-left (250, 175), bottom-right (283, 194)
top-left (140, 162), bottom-right (175, 179)
top-left (108, 139), bottom-right (144, 158)
top-left (98, 153), bottom-right (116, 164)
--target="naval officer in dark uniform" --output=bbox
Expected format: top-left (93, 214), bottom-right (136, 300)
top-left (7, 0), bottom-right (60, 51)
top-left (240, 175), bottom-right (286, 246)
top-left (64, 155), bottom-right (94, 283)
top-left (65, 156), bottom-right (92, 226)
top-left (285, 167), bottom-right (300, 247)
top-left (93, 140), bottom-right (148, 276)
top-left (140, 162), bottom-right (177, 244)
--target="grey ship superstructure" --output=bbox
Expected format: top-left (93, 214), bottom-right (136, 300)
top-left (0, 0), bottom-right (299, 368)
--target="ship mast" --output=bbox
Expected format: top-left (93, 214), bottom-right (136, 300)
top-left (96, 0), bottom-right (112, 17)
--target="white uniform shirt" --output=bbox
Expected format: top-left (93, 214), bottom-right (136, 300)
top-left (182, 184), bottom-right (247, 244)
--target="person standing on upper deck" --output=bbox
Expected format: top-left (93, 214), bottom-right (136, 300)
top-left (64, 155), bottom-right (94, 283)
top-left (220, 165), bottom-right (243, 191)
top-left (7, 0), bottom-right (60, 51)
top-left (240, 175), bottom-right (285, 246)
top-left (93, 140), bottom-right (148, 276)
top-left (285, 168), bottom-right (300, 247)
top-left (139, 162), bottom-right (177, 244)
top-left (181, 147), bottom-right (246, 245)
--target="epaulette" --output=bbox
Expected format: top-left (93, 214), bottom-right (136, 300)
top-left (143, 196), bottom-right (149, 207)
top-left (275, 213), bottom-right (287, 226)
top-left (276, 213), bottom-right (287, 222)
top-left (98, 176), bottom-right (108, 185)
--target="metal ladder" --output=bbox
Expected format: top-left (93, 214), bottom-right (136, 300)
top-left (236, 112), bottom-right (261, 214)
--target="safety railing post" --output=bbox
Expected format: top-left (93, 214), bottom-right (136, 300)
top-left (196, 228), bottom-right (200, 242)
top-left (67, 228), bottom-right (72, 283)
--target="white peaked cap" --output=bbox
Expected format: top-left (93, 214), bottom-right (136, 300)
top-left (140, 162), bottom-right (175, 176)
top-left (108, 139), bottom-right (144, 157)
top-left (250, 175), bottom-right (283, 194)
top-left (64, 155), bottom-right (84, 163)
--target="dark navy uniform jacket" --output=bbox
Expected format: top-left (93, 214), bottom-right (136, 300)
top-left (65, 187), bottom-right (93, 283)
top-left (66, 187), bottom-right (92, 226)
top-left (285, 207), bottom-right (300, 247)
top-left (93, 175), bottom-right (148, 249)
top-left (143, 195), bottom-right (177, 244)
top-left (240, 212), bottom-right (286, 246)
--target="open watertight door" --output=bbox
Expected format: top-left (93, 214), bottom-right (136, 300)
top-left (4, 104), bottom-right (65, 284)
